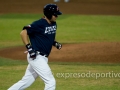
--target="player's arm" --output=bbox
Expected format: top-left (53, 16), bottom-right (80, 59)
top-left (20, 29), bottom-right (29, 45)
top-left (53, 40), bottom-right (62, 50)
top-left (20, 25), bottom-right (33, 45)
top-left (20, 29), bottom-right (36, 59)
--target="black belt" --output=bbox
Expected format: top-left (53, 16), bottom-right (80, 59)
top-left (37, 51), bottom-right (48, 57)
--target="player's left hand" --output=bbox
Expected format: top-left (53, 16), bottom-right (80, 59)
top-left (55, 42), bottom-right (62, 50)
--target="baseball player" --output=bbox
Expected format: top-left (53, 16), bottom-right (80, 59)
top-left (8, 4), bottom-right (62, 90)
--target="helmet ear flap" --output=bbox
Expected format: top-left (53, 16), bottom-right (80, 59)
top-left (44, 12), bottom-right (52, 20)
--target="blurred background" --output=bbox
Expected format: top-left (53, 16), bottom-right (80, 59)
top-left (0, 0), bottom-right (120, 15)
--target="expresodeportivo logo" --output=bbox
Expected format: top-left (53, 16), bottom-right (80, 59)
top-left (53, 71), bottom-right (120, 79)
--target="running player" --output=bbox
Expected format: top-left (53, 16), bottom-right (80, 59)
top-left (8, 3), bottom-right (62, 90)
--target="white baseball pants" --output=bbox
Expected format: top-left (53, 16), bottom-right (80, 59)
top-left (8, 54), bottom-right (56, 90)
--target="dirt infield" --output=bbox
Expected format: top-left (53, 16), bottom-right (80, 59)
top-left (0, 0), bottom-right (120, 63)
top-left (0, 43), bottom-right (120, 63)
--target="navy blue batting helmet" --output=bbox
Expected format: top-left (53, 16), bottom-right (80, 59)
top-left (43, 4), bottom-right (62, 19)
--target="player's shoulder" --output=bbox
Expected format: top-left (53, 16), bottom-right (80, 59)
top-left (34, 18), bottom-right (50, 24)
top-left (32, 18), bottom-right (42, 24)
top-left (32, 18), bottom-right (56, 26)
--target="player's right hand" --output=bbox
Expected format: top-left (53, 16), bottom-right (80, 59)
top-left (26, 43), bottom-right (37, 60)
top-left (29, 49), bottom-right (36, 59)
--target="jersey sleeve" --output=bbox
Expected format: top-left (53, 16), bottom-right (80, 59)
top-left (22, 20), bottom-right (39, 35)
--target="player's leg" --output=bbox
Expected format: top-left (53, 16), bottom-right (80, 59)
top-left (28, 54), bottom-right (56, 90)
top-left (8, 64), bottom-right (38, 90)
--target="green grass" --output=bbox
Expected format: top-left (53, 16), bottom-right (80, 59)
top-left (0, 58), bottom-right (120, 90)
top-left (0, 14), bottom-right (41, 48)
top-left (57, 15), bottom-right (120, 43)
top-left (0, 14), bottom-right (120, 48)
top-left (0, 57), bottom-right (27, 66)
top-left (0, 14), bottom-right (120, 90)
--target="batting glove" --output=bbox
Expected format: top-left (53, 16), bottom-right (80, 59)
top-left (54, 41), bottom-right (62, 50)
top-left (26, 43), bottom-right (36, 60)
